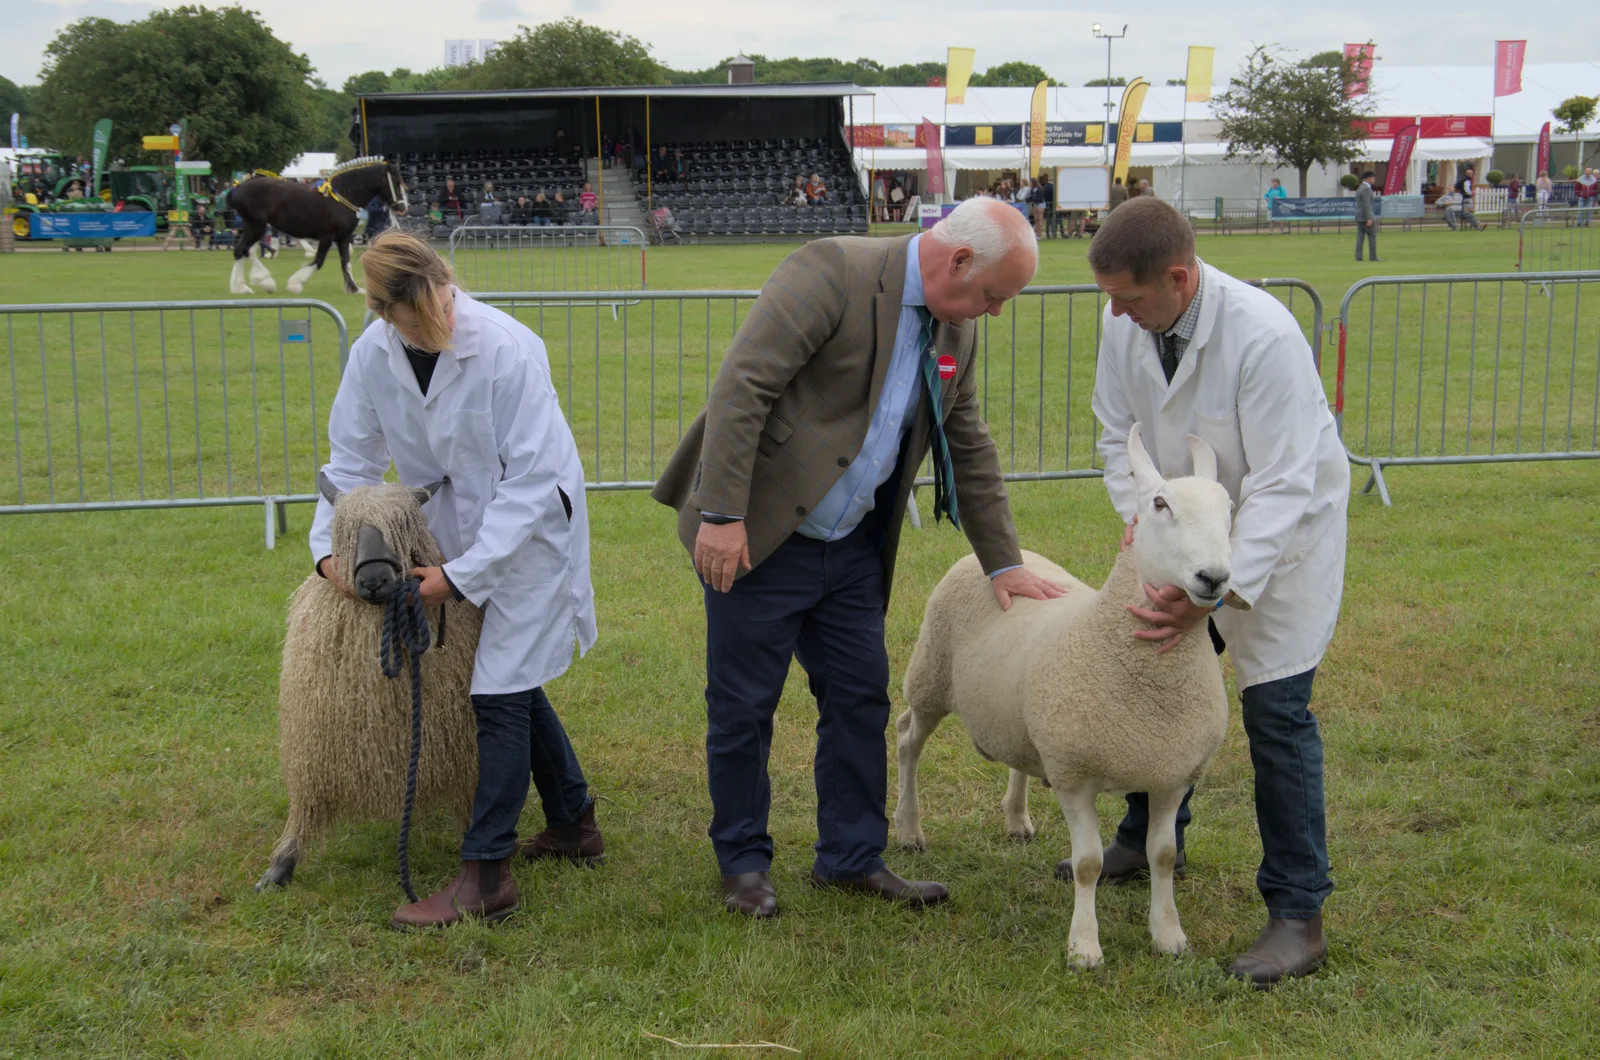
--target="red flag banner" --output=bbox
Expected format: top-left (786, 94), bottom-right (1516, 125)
top-left (1494, 40), bottom-right (1526, 97)
top-left (1537, 121), bottom-right (1551, 178)
top-left (922, 118), bottom-right (945, 196)
top-left (1383, 124), bottom-right (1419, 196)
top-left (1344, 43), bottom-right (1376, 97)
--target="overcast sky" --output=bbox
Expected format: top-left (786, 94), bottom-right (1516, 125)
top-left (4, 0), bottom-right (1593, 90)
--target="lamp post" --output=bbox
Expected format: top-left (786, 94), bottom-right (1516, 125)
top-left (1092, 23), bottom-right (1128, 167)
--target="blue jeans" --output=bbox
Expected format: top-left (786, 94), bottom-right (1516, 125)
top-left (1115, 667), bottom-right (1331, 919)
top-left (460, 686), bottom-right (590, 861)
top-left (702, 522), bottom-right (892, 879)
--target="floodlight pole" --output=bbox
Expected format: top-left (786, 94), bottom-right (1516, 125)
top-left (1092, 24), bottom-right (1128, 168)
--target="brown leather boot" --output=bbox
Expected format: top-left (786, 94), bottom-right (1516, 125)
top-left (810, 868), bottom-right (949, 908)
top-left (390, 858), bottom-right (519, 931)
top-left (516, 799), bottom-right (605, 867)
top-left (1055, 842), bottom-right (1186, 886)
top-left (1226, 914), bottom-right (1327, 988)
top-left (721, 871), bottom-right (779, 919)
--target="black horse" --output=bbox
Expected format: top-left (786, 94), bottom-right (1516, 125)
top-left (227, 156), bottom-right (409, 295)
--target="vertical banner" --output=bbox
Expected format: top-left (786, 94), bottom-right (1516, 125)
top-left (9, 112), bottom-right (17, 150)
top-left (1111, 78), bottom-right (1149, 187)
top-left (1383, 124), bottom-right (1419, 195)
top-left (1185, 46), bottom-right (1214, 103)
top-left (921, 117), bottom-right (945, 196)
top-left (945, 48), bottom-right (976, 106)
top-left (1343, 43), bottom-right (1376, 97)
top-left (1028, 80), bottom-right (1048, 178)
top-left (90, 118), bottom-right (112, 198)
top-left (1537, 121), bottom-right (1551, 177)
top-left (1494, 40), bottom-right (1526, 96)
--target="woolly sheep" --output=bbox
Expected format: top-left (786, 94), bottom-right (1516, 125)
top-left (256, 479), bottom-right (482, 892)
top-left (895, 423), bottom-right (1234, 968)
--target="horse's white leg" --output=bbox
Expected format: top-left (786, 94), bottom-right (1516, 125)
top-left (1002, 768), bottom-right (1034, 842)
top-left (1146, 786), bottom-right (1188, 956)
top-left (892, 706), bottom-right (943, 851)
top-left (229, 257), bottom-right (252, 295)
top-left (248, 243), bottom-right (276, 293)
top-left (1055, 783), bottom-right (1104, 969)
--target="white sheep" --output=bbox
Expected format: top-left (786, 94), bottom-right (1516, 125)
top-left (895, 423), bottom-right (1234, 968)
top-left (257, 478), bottom-right (482, 892)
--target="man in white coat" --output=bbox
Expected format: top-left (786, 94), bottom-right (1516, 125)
top-left (1081, 197), bottom-right (1349, 986)
top-left (310, 233), bottom-right (602, 929)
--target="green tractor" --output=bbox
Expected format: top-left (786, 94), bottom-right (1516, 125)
top-left (5, 149), bottom-right (78, 239)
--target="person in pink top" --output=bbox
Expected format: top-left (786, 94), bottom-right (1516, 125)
top-left (579, 182), bottom-right (598, 218)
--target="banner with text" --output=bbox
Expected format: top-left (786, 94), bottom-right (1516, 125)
top-left (1344, 43), bottom-right (1376, 97)
top-left (1383, 124), bottom-right (1420, 195)
top-left (946, 48), bottom-right (976, 105)
top-left (30, 212), bottom-right (158, 238)
top-left (922, 117), bottom-right (945, 196)
top-left (1111, 79), bottom-right (1150, 187)
top-left (1028, 80), bottom-right (1047, 178)
top-left (1537, 121), bottom-right (1551, 177)
top-left (1269, 195), bottom-right (1424, 220)
top-left (1494, 40), bottom-right (1526, 97)
top-left (1185, 47), bottom-right (1214, 103)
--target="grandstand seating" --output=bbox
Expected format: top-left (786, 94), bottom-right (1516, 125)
top-left (388, 136), bottom-right (867, 240)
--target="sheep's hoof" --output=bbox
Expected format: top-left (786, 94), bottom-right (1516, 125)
top-left (255, 859), bottom-right (296, 892)
top-left (1007, 820), bottom-right (1036, 844)
top-left (895, 827), bottom-right (927, 852)
top-left (1068, 946), bottom-right (1103, 971)
top-left (1151, 928), bottom-right (1188, 957)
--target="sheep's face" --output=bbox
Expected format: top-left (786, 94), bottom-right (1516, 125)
top-left (1126, 423), bottom-right (1235, 608)
top-left (318, 473), bottom-right (445, 604)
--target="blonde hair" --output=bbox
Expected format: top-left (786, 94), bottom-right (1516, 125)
top-left (361, 231), bottom-right (455, 352)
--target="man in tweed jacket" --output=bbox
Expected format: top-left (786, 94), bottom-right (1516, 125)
top-left (653, 199), bottom-right (1064, 918)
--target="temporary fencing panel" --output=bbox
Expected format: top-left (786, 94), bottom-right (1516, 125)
top-left (447, 226), bottom-right (647, 300)
top-left (1336, 271), bottom-right (1600, 504)
top-left (1516, 209), bottom-right (1600, 274)
top-left (0, 299), bottom-right (348, 546)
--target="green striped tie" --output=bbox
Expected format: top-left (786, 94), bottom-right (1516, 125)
top-left (915, 307), bottom-right (960, 529)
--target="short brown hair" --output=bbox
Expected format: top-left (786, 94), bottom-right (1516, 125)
top-left (1087, 196), bottom-right (1195, 283)
top-left (360, 231), bottom-right (455, 351)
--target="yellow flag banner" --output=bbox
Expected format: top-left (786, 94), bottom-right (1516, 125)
top-left (1185, 47), bottom-right (1214, 103)
top-left (946, 48), bottom-right (976, 105)
top-left (1112, 78), bottom-right (1150, 187)
top-left (1028, 79), bottom-right (1048, 178)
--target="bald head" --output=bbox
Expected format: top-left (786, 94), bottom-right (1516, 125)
top-left (921, 197), bottom-right (1039, 322)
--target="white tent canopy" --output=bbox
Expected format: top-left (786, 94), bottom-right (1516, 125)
top-left (281, 152), bottom-right (337, 179)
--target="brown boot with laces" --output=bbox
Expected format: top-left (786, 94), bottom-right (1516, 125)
top-left (516, 799), bottom-right (605, 867)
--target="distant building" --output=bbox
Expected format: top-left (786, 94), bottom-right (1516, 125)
top-left (444, 39), bottom-right (499, 68)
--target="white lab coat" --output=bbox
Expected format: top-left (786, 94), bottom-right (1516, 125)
top-left (310, 289), bottom-right (598, 695)
top-left (1091, 263), bottom-right (1350, 689)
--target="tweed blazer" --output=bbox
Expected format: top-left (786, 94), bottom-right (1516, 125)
top-left (651, 234), bottom-right (1023, 602)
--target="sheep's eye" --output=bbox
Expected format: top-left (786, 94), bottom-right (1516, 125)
top-left (1152, 496), bottom-right (1168, 512)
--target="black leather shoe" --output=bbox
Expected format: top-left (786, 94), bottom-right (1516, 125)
top-left (721, 871), bottom-right (778, 919)
top-left (1226, 914), bottom-right (1327, 988)
top-left (1055, 842), bottom-right (1186, 885)
top-left (810, 868), bottom-right (949, 907)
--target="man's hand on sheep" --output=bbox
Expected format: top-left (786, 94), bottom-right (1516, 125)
top-left (990, 568), bottom-right (1069, 612)
top-left (1121, 516), bottom-right (1138, 551)
top-left (694, 520), bottom-right (752, 593)
top-left (1129, 584), bottom-right (1228, 654)
top-left (409, 566), bottom-right (454, 606)
top-left (317, 556), bottom-right (359, 600)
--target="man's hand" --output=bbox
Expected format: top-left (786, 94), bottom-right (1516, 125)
top-left (318, 556), bottom-right (358, 600)
top-left (409, 566), bottom-right (454, 607)
top-left (992, 568), bottom-right (1069, 612)
top-left (1128, 583), bottom-right (1225, 654)
top-left (1121, 515), bottom-right (1138, 552)
top-left (695, 520), bottom-right (751, 593)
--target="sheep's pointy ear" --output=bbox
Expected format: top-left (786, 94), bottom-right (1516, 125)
top-left (1126, 422), bottom-right (1164, 495)
top-left (410, 478), bottom-right (445, 507)
top-left (317, 471), bottom-right (343, 506)
top-left (1185, 434), bottom-right (1219, 482)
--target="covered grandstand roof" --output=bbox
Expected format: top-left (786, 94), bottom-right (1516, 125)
top-left (361, 82), bottom-right (873, 105)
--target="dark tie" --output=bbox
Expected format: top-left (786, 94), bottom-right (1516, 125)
top-left (914, 307), bottom-right (961, 529)
top-left (1159, 332), bottom-right (1182, 383)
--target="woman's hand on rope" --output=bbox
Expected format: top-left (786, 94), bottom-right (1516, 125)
top-left (409, 566), bottom-right (453, 606)
top-left (318, 556), bottom-right (359, 599)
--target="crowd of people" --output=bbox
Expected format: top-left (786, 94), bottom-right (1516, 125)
top-left (423, 175), bottom-right (601, 229)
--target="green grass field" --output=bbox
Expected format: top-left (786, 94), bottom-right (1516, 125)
top-left (2, 228), bottom-right (1598, 1058)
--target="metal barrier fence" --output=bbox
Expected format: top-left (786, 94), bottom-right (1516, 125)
top-left (446, 225), bottom-right (648, 302)
top-left (1336, 271), bottom-right (1600, 504)
top-left (1516, 208), bottom-right (1600, 273)
top-left (0, 299), bottom-right (348, 546)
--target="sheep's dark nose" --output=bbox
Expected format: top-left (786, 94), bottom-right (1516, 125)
top-left (1195, 568), bottom-right (1231, 594)
top-left (355, 561), bottom-right (398, 603)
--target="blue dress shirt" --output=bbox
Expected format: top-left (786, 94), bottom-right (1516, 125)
top-left (795, 236), bottom-right (929, 541)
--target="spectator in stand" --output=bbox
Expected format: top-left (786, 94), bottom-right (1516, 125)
top-left (653, 146), bottom-right (673, 184)
top-left (671, 149), bottom-right (688, 187)
top-left (1109, 175), bottom-right (1129, 212)
top-left (1535, 171), bottom-right (1553, 208)
top-left (579, 182), bottom-right (599, 218)
top-left (531, 192), bottom-right (552, 226)
top-left (1576, 168), bottom-right (1598, 226)
top-left (510, 194), bottom-right (533, 225)
top-left (601, 134), bottom-right (613, 167)
top-left (784, 182), bottom-right (809, 207)
top-left (479, 182), bottom-right (501, 225)
top-left (1264, 177), bottom-right (1288, 233)
top-left (1037, 172), bottom-right (1057, 239)
top-left (805, 172), bottom-right (828, 204)
top-left (551, 191), bottom-right (570, 226)
top-left (613, 137), bottom-right (630, 171)
top-left (440, 178), bottom-right (464, 220)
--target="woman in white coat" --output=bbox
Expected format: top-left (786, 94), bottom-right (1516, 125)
top-left (1082, 198), bottom-right (1349, 987)
top-left (310, 232), bottom-right (602, 930)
